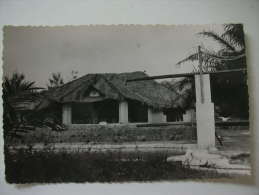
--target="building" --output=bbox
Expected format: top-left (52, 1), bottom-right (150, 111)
top-left (39, 71), bottom-right (187, 125)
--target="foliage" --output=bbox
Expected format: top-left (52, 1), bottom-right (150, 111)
top-left (70, 70), bottom-right (78, 80)
top-left (5, 125), bottom-right (196, 144)
top-left (3, 73), bottom-right (42, 137)
top-left (175, 24), bottom-right (248, 118)
top-left (3, 73), bottom-right (38, 97)
top-left (176, 24), bottom-right (246, 71)
top-left (162, 78), bottom-right (195, 110)
top-left (47, 70), bottom-right (79, 89)
top-left (211, 72), bottom-right (249, 118)
top-left (47, 72), bottom-right (64, 89)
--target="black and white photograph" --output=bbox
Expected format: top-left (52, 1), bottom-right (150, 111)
top-left (3, 24), bottom-right (251, 183)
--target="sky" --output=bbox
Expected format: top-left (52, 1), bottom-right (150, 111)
top-left (3, 24), bottom-right (224, 88)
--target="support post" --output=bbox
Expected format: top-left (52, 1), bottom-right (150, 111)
top-left (198, 45), bottom-right (205, 103)
top-left (195, 74), bottom-right (215, 149)
top-left (194, 45), bottom-right (215, 149)
top-left (119, 101), bottom-right (128, 123)
top-left (62, 104), bottom-right (72, 125)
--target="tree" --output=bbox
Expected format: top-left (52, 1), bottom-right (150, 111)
top-left (3, 73), bottom-right (38, 97)
top-left (176, 24), bottom-right (248, 118)
top-left (70, 70), bottom-right (78, 80)
top-left (176, 24), bottom-right (246, 71)
top-left (47, 72), bottom-right (64, 89)
top-left (161, 78), bottom-right (195, 110)
top-left (3, 73), bottom-right (41, 137)
top-left (47, 70), bottom-right (79, 89)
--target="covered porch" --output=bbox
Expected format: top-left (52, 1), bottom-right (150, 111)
top-left (62, 99), bottom-right (167, 125)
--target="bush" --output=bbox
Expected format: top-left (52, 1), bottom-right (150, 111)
top-left (6, 124), bottom-right (196, 144)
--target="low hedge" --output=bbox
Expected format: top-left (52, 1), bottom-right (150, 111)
top-left (6, 124), bottom-right (196, 144)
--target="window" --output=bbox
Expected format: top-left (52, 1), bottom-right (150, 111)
top-left (128, 100), bottom-right (148, 123)
top-left (72, 100), bottom-right (119, 124)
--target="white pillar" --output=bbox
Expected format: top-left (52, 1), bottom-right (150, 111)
top-left (119, 101), bottom-right (128, 123)
top-left (195, 74), bottom-right (215, 149)
top-left (148, 107), bottom-right (166, 123)
top-left (62, 104), bottom-right (72, 125)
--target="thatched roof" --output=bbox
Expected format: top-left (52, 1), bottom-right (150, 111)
top-left (43, 71), bottom-right (182, 110)
top-left (161, 78), bottom-right (195, 110)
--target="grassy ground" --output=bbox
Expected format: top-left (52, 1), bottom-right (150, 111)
top-left (216, 128), bottom-right (251, 152)
top-left (5, 147), bottom-right (230, 183)
top-left (4, 126), bottom-right (250, 183)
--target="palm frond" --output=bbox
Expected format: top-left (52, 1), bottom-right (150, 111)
top-left (202, 49), bottom-right (245, 61)
top-left (175, 51), bottom-right (216, 71)
top-left (176, 53), bottom-right (198, 65)
top-left (175, 48), bottom-right (245, 71)
top-left (222, 24), bottom-right (245, 49)
top-left (198, 31), bottom-right (236, 51)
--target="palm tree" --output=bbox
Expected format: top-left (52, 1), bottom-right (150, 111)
top-left (162, 78), bottom-right (195, 110)
top-left (3, 73), bottom-right (39, 97)
top-left (3, 73), bottom-right (41, 137)
top-left (176, 24), bottom-right (246, 71)
top-left (175, 24), bottom-right (248, 118)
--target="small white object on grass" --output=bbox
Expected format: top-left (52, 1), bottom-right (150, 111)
top-left (99, 121), bottom-right (107, 125)
top-left (218, 117), bottom-right (231, 122)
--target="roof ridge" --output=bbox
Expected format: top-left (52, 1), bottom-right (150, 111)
top-left (58, 75), bottom-right (98, 101)
top-left (56, 71), bottom-right (146, 89)
top-left (103, 74), bottom-right (151, 104)
top-left (99, 74), bottom-right (125, 100)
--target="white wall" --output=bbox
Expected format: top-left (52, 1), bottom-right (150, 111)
top-left (183, 109), bottom-right (196, 122)
top-left (148, 108), bottom-right (166, 123)
top-left (0, 0), bottom-right (259, 194)
top-left (62, 104), bottom-right (72, 125)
